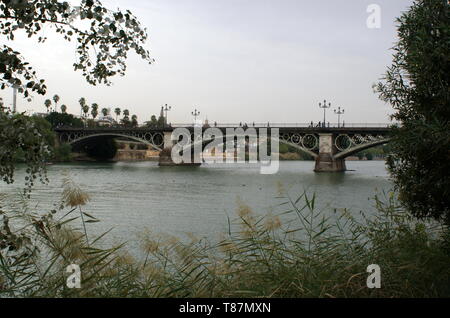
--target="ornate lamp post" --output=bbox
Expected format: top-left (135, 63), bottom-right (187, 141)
top-left (192, 108), bottom-right (200, 126)
top-left (163, 104), bottom-right (172, 126)
top-left (319, 99), bottom-right (331, 128)
top-left (334, 107), bottom-right (345, 128)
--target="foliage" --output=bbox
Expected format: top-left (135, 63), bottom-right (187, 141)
top-left (0, 0), bottom-right (154, 98)
top-left (44, 99), bottom-right (52, 112)
top-left (31, 115), bottom-right (56, 147)
top-left (157, 115), bottom-right (165, 127)
top-left (137, 144), bottom-right (148, 151)
top-left (356, 145), bottom-right (390, 160)
top-left (146, 115), bottom-right (163, 128)
top-left (121, 109), bottom-right (130, 127)
top-left (0, 111), bottom-right (51, 192)
top-left (4, 114), bottom-right (74, 164)
top-left (82, 105), bottom-right (89, 119)
top-left (279, 143), bottom-right (314, 160)
top-left (0, 0), bottom-right (153, 191)
top-left (53, 94), bottom-right (60, 112)
top-left (53, 143), bottom-right (73, 162)
top-left (131, 114), bottom-right (138, 127)
top-left (376, 0), bottom-right (450, 224)
top-left (44, 112), bottom-right (84, 129)
top-left (91, 103), bottom-right (99, 119)
top-left (1, 184), bottom-right (449, 298)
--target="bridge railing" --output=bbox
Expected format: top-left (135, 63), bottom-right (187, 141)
top-left (56, 123), bottom-right (396, 130)
top-left (169, 123), bottom-right (395, 129)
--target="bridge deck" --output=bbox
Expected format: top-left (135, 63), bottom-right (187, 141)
top-left (56, 124), bottom-right (393, 134)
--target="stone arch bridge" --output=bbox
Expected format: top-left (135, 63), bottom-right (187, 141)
top-left (55, 125), bottom-right (391, 172)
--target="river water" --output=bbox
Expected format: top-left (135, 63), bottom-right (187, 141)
top-left (1, 161), bottom-right (392, 247)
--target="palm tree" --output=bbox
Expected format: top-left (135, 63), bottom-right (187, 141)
top-left (79, 97), bottom-right (86, 117)
top-left (131, 114), bottom-right (138, 127)
top-left (114, 107), bottom-right (121, 122)
top-left (91, 103), bottom-right (99, 120)
top-left (148, 115), bottom-right (158, 127)
top-left (53, 94), bottom-right (60, 112)
top-left (121, 109), bottom-right (130, 126)
top-left (101, 108), bottom-right (109, 117)
top-left (82, 105), bottom-right (90, 119)
top-left (44, 99), bottom-right (52, 113)
top-left (60, 105), bottom-right (67, 114)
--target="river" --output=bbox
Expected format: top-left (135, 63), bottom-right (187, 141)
top-left (1, 161), bottom-right (392, 248)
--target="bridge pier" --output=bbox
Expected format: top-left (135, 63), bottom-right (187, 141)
top-left (158, 148), bottom-right (176, 166)
top-left (159, 131), bottom-right (177, 166)
top-left (314, 133), bottom-right (346, 173)
top-left (158, 148), bottom-right (202, 167)
top-left (314, 154), bottom-right (347, 172)
top-left (158, 131), bottom-right (201, 167)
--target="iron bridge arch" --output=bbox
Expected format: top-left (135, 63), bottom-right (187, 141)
top-left (177, 131), bottom-right (390, 160)
top-left (58, 131), bottom-right (165, 152)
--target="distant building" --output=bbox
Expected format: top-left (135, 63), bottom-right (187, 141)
top-left (97, 115), bottom-right (116, 127)
top-left (32, 112), bottom-right (48, 118)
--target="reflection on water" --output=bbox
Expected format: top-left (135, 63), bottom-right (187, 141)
top-left (1, 161), bottom-right (391, 245)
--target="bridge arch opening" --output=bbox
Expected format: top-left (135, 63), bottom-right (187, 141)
top-left (334, 139), bottom-right (391, 160)
top-left (62, 133), bottom-right (164, 152)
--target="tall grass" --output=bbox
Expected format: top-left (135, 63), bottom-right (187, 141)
top-left (1, 179), bottom-right (449, 298)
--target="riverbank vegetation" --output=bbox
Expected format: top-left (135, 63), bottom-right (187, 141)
top-left (1, 112), bottom-right (74, 164)
top-left (376, 0), bottom-right (449, 225)
top-left (279, 144), bottom-right (315, 161)
top-left (1, 182), bottom-right (449, 298)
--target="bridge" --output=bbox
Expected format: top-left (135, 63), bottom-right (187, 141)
top-left (55, 123), bottom-right (392, 172)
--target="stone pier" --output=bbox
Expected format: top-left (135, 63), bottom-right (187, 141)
top-left (158, 131), bottom-right (201, 167)
top-left (158, 131), bottom-right (176, 166)
top-left (314, 133), bottom-right (347, 173)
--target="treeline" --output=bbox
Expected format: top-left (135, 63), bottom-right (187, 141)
top-left (355, 145), bottom-right (391, 160)
top-left (9, 114), bottom-right (74, 163)
top-left (279, 143), bottom-right (315, 161)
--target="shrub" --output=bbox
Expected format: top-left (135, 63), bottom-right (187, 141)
top-left (53, 144), bottom-right (73, 162)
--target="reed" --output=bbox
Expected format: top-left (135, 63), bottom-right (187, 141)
top-left (1, 179), bottom-right (449, 298)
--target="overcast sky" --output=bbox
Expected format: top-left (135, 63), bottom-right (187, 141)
top-left (2, 0), bottom-right (413, 124)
